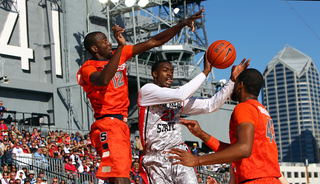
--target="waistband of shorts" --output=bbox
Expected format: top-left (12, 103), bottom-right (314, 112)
top-left (96, 114), bottom-right (127, 122)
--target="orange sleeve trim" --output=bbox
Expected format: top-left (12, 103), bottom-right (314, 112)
top-left (81, 65), bottom-right (98, 83)
top-left (205, 136), bottom-right (220, 152)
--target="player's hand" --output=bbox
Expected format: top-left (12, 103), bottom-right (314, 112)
top-left (206, 176), bottom-right (218, 184)
top-left (202, 52), bottom-right (213, 76)
top-left (230, 58), bottom-right (250, 82)
top-left (184, 8), bottom-right (204, 32)
top-left (112, 25), bottom-right (125, 47)
top-left (168, 148), bottom-right (199, 167)
top-left (180, 118), bottom-right (204, 138)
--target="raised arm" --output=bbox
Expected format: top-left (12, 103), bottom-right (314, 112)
top-left (89, 25), bottom-right (125, 86)
top-left (132, 8), bottom-right (204, 56)
top-left (182, 58), bottom-right (250, 114)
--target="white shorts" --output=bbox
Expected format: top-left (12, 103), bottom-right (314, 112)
top-left (140, 144), bottom-right (198, 184)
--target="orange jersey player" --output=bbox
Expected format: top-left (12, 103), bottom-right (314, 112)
top-left (169, 69), bottom-right (282, 184)
top-left (77, 8), bottom-right (205, 184)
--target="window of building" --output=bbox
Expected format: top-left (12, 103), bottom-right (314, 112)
top-left (287, 172), bottom-right (292, 178)
top-left (314, 172), bottom-right (318, 178)
top-left (301, 172), bottom-right (305, 178)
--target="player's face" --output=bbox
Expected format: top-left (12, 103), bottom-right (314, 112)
top-left (94, 33), bottom-right (113, 59)
top-left (154, 62), bottom-right (174, 88)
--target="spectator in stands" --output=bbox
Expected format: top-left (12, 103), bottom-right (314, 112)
top-left (10, 165), bottom-right (17, 173)
top-left (31, 128), bottom-right (38, 138)
top-left (59, 180), bottom-right (65, 184)
top-left (36, 176), bottom-right (42, 184)
top-left (21, 129), bottom-right (26, 137)
top-left (0, 139), bottom-right (5, 164)
top-left (135, 136), bottom-right (143, 158)
top-left (25, 131), bottom-right (31, 138)
top-left (2, 144), bottom-right (12, 166)
top-left (64, 132), bottom-right (70, 145)
top-left (38, 170), bottom-right (44, 180)
top-left (29, 142), bottom-right (38, 153)
top-left (24, 178), bottom-right (31, 184)
top-left (40, 136), bottom-right (47, 146)
top-left (131, 140), bottom-right (137, 156)
top-left (15, 178), bottom-right (22, 184)
top-left (78, 159), bottom-right (87, 173)
top-left (21, 167), bottom-right (27, 177)
top-left (0, 101), bottom-right (8, 118)
top-left (9, 171), bottom-right (16, 181)
top-left (64, 158), bottom-right (77, 172)
top-left (10, 125), bottom-right (21, 139)
top-left (15, 170), bottom-right (25, 183)
top-left (42, 148), bottom-right (49, 157)
top-left (1, 172), bottom-right (9, 183)
top-left (18, 135), bottom-right (23, 145)
top-left (0, 118), bottom-right (8, 137)
top-left (25, 170), bottom-right (36, 184)
top-left (12, 142), bottom-right (23, 154)
top-left (25, 136), bottom-right (31, 147)
top-left (191, 143), bottom-right (202, 156)
top-left (88, 165), bottom-right (96, 175)
top-left (51, 177), bottom-right (58, 184)
top-left (134, 177), bottom-right (141, 184)
top-left (74, 132), bottom-right (83, 143)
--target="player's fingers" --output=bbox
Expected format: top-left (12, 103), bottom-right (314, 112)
top-left (239, 58), bottom-right (246, 65)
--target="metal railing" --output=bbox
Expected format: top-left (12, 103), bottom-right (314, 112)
top-left (12, 154), bottom-right (98, 184)
top-left (196, 166), bottom-right (230, 184)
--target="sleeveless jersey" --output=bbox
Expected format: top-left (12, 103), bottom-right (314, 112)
top-left (77, 45), bottom-right (133, 118)
top-left (229, 99), bottom-right (281, 183)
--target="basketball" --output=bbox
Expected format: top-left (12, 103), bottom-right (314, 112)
top-left (206, 40), bottom-right (236, 69)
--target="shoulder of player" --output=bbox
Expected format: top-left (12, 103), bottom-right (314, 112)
top-left (234, 101), bottom-right (258, 113)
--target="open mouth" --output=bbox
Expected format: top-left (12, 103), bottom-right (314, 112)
top-left (166, 78), bottom-right (173, 85)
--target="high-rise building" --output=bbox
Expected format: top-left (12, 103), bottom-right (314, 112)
top-left (262, 45), bottom-right (320, 163)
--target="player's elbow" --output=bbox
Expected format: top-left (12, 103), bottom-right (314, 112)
top-left (238, 144), bottom-right (252, 159)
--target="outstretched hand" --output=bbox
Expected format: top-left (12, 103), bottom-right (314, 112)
top-left (230, 58), bottom-right (250, 82)
top-left (112, 25), bottom-right (125, 46)
top-left (184, 8), bottom-right (204, 32)
top-left (180, 118), bottom-right (203, 138)
top-left (168, 148), bottom-right (198, 167)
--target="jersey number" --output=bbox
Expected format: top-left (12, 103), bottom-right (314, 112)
top-left (266, 118), bottom-right (276, 143)
top-left (161, 110), bottom-right (174, 121)
top-left (112, 71), bottom-right (124, 88)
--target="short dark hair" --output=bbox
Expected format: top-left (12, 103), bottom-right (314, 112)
top-left (84, 31), bottom-right (102, 54)
top-left (151, 60), bottom-right (172, 76)
top-left (237, 69), bottom-right (263, 96)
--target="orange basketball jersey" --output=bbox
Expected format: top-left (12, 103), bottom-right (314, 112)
top-left (77, 45), bottom-right (133, 118)
top-left (229, 99), bottom-right (281, 183)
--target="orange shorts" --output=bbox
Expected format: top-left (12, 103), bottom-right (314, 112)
top-left (242, 177), bottom-right (281, 184)
top-left (90, 117), bottom-right (131, 180)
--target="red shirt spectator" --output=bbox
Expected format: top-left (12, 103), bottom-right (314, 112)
top-left (65, 159), bottom-right (78, 172)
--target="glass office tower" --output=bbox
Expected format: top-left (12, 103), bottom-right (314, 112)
top-left (262, 45), bottom-right (320, 163)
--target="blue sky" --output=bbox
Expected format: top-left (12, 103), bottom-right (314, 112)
top-left (200, 0), bottom-right (320, 90)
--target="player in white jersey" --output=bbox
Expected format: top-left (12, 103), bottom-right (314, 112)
top-left (137, 55), bottom-right (250, 184)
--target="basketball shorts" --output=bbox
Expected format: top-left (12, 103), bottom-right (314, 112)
top-left (140, 144), bottom-right (198, 184)
top-left (90, 117), bottom-right (131, 180)
top-left (242, 177), bottom-right (281, 184)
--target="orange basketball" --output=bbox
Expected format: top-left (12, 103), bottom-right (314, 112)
top-left (206, 40), bottom-right (236, 69)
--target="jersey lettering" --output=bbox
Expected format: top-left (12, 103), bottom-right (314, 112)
top-left (156, 122), bottom-right (176, 133)
top-left (112, 71), bottom-right (124, 88)
top-left (266, 118), bottom-right (276, 143)
top-left (100, 132), bottom-right (107, 142)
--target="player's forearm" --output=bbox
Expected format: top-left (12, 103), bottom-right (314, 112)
top-left (197, 142), bottom-right (250, 166)
top-left (151, 21), bottom-right (187, 47)
top-left (205, 136), bottom-right (230, 152)
top-left (97, 46), bottom-right (124, 86)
